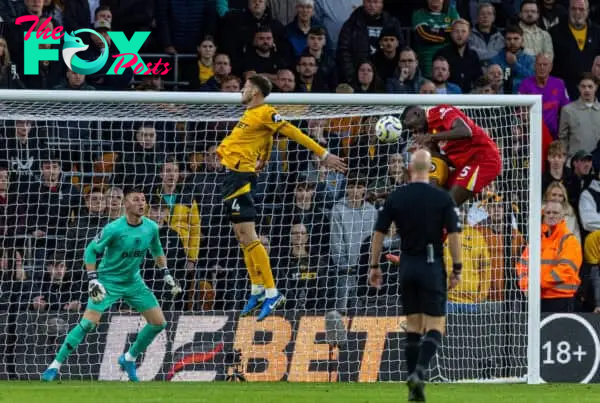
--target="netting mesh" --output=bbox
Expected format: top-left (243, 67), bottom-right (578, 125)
top-left (0, 100), bottom-right (531, 382)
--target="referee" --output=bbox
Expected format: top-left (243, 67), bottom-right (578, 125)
top-left (368, 150), bottom-right (462, 401)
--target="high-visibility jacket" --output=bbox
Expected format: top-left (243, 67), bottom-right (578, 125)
top-left (516, 220), bottom-right (582, 299)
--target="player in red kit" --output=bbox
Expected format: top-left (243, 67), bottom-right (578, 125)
top-left (402, 104), bottom-right (502, 206)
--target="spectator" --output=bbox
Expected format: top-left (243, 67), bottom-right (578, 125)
top-left (544, 181), bottom-right (582, 243)
top-left (66, 186), bottom-right (108, 270)
top-left (314, 0), bottom-right (362, 49)
top-left (519, 0), bottom-right (554, 58)
top-left (412, 0), bottom-right (459, 78)
top-left (419, 79), bottom-right (437, 94)
top-left (1, 120), bottom-right (43, 189)
top-left (468, 2), bottom-right (505, 67)
top-left (0, 37), bottom-right (26, 89)
top-left (149, 157), bottom-right (200, 276)
top-left (135, 73), bottom-right (164, 91)
top-left (295, 53), bottom-right (328, 92)
top-left (305, 26), bottom-right (336, 89)
top-left (78, 19), bottom-right (133, 91)
top-left (156, 0), bottom-right (217, 54)
top-left (144, 198), bottom-right (189, 311)
top-left (444, 222), bottom-right (491, 307)
top-left (277, 221), bottom-right (327, 312)
top-left (268, 0), bottom-right (297, 25)
top-left (486, 63), bottom-right (506, 94)
top-left (368, 152), bottom-right (406, 205)
top-left (197, 54), bottom-right (233, 91)
top-left (337, 0), bottom-right (403, 85)
top-left (304, 153), bottom-right (346, 209)
top-left (219, 0), bottom-right (291, 77)
top-left (540, 0), bottom-right (568, 31)
top-left (372, 27), bottom-right (401, 82)
top-left (472, 76), bottom-right (494, 94)
top-left (517, 199), bottom-right (582, 313)
top-left (518, 54), bottom-right (569, 138)
top-left (353, 60), bottom-right (384, 93)
top-left (43, 0), bottom-right (63, 27)
top-left (0, 164), bottom-right (25, 256)
top-left (593, 55), bottom-right (600, 98)
top-left (275, 69), bottom-right (297, 92)
top-left (569, 150), bottom-right (594, 208)
top-left (63, 0), bottom-right (96, 33)
top-left (101, 1), bottom-right (154, 50)
top-left (23, 152), bottom-right (80, 268)
top-left (242, 27), bottom-right (288, 82)
top-left (0, 244), bottom-right (27, 379)
top-left (104, 186), bottom-right (124, 221)
top-left (559, 73), bottom-right (600, 158)
top-left (195, 36), bottom-right (217, 87)
top-left (490, 25), bottom-right (535, 94)
top-left (115, 123), bottom-right (165, 187)
top-left (431, 56), bottom-right (462, 94)
top-left (385, 48), bottom-right (426, 94)
top-left (220, 75), bottom-right (242, 92)
top-left (542, 141), bottom-right (570, 195)
top-left (434, 19), bottom-right (482, 93)
top-left (7, 0), bottom-right (45, 78)
top-left (286, 0), bottom-right (329, 57)
top-left (30, 251), bottom-right (83, 313)
top-left (329, 177), bottom-right (377, 311)
top-left (550, 0), bottom-right (600, 99)
top-left (189, 144), bottom-right (225, 226)
top-left (54, 69), bottom-right (95, 91)
top-left (272, 180), bottom-right (331, 251)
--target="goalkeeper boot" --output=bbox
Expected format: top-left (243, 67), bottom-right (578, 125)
top-left (118, 354), bottom-right (139, 382)
top-left (257, 293), bottom-right (285, 322)
top-left (406, 372), bottom-right (425, 402)
top-left (241, 291), bottom-right (265, 317)
top-left (41, 368), bottom-right (58, 382)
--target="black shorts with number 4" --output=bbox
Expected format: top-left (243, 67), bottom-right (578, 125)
top-left (222, 171), bottom-right (257, 223)
top-left (400, 254), bottom-right (447, 317)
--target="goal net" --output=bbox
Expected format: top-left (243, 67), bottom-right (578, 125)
top-left (0, 91), bottom-right (542, 383)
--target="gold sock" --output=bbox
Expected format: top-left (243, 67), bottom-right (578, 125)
top-left (241, 244), bottom-right (263, 286)
top-left (246, 240), bottom-right (275, 289)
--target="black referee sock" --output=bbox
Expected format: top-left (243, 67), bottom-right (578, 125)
top-left (416, 330), bottom-right (442, 377)
top-left (405, 332), bottom-right (421, 375)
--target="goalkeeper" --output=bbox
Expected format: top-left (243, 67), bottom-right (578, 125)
top-left (41, 188), bottom-right (182, 382)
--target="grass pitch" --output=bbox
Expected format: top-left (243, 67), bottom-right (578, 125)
top-left (1, 382), bottom-right (599, 403)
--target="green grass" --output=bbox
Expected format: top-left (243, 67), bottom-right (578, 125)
top-left (1, 382), bottom-right (600, 403)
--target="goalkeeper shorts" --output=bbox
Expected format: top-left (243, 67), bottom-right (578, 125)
top-left (86, 280), bottom-right (160, 313)
top-left (222, 170), bottom-right (257, 223)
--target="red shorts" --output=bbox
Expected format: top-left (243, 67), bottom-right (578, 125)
top-left (448, 153), bottom-right (501, 194)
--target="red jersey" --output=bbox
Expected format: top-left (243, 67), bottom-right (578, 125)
top-left (427, 105), bottom-right (500, 167)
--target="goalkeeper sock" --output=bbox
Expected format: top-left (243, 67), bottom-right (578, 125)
top-left (405, 332), bottom-right (422, 375)
top-left (242, 243), bottom-right (263, 287)
top-left (247, 240), bottom-right (276, 292)
top-left (128, 322), bottom-right (167, 358)
top-left (416, 329), bottom-right (442, 377)
top-left (55, 318), bottom-right (96, 364)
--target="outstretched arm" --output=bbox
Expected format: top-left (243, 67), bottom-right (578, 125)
top-left (278, 123), bottom-right (347, 172)
top-left (430, 118), bottom-right (472, 142)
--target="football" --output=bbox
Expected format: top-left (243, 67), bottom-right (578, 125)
top-left (375, 115), bottom-right (403, 143)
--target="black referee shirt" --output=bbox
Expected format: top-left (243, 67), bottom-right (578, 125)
top-left (374, 182), bottom-right (461, 258)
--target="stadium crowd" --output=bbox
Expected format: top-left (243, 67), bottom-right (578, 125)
top-left (0, 0), bottom-right (599, 344)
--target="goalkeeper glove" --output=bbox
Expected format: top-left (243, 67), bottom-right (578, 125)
top-left (162, 268), bottom-right (182, 296)
top-left (87, 272), bottom-right (106, 303)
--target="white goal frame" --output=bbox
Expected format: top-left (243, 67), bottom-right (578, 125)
top-left (0, 90), bottom-right (542, 384)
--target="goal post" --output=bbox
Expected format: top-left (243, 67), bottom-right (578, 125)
top-left (0, 90), bottom-right (542, 383)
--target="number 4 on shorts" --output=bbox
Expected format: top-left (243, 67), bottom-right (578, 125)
top-left (231, 199), bottom-right (241, 212)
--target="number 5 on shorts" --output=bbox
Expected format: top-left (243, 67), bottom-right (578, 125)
top-left (459, 166), bottom-right (471, 178)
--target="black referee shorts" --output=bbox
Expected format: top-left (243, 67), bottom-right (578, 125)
top-left (222, 170), bottom-right (257, 224)
top-left (400, 254), bottom-right (447, 317)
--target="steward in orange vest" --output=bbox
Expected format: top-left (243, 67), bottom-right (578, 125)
top-left (516, 201), bottom-right (582, 312)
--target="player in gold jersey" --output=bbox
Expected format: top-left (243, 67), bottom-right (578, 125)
top-left (216, 75), bottom-right (346, 321)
